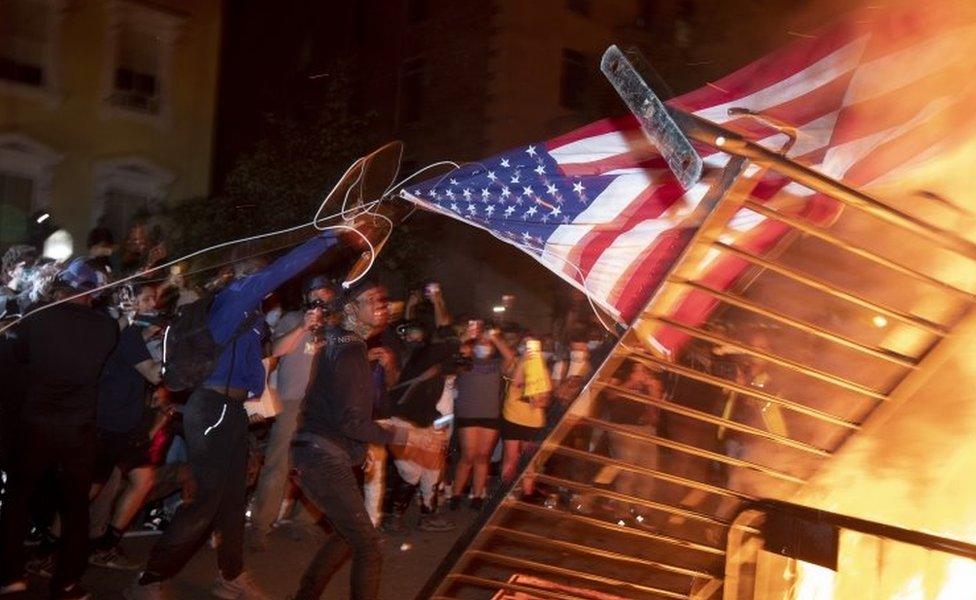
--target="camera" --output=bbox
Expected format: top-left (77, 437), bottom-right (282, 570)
top-left (305, 297), bottom-right (339, 315)
top-left (131, 311), bottom-right (168, 329)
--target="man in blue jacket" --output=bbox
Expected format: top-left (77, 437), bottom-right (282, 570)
top-left (126, 231), bottom-right (339, 600)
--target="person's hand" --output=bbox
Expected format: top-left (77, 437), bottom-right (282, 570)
top-left (407, 289), bottom-right (423, 307)
top-left (368, 347), bottom-right (396, 371)
top-left (248, 412), bottom-right (266, 425)
top-left (304, 308), bottom-right (324, 331)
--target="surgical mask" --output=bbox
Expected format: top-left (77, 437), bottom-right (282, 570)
top-left (517, 343), bottom-right (526, 355)
top-left (587, 340), bottom-right (601, 351)
top-left (474, 345), bottom-right (492, 359)
top-left (570, 350), bottom-right (588, 362)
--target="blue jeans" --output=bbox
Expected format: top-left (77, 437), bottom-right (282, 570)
top-left (291, 435), bottom-right (382, 600)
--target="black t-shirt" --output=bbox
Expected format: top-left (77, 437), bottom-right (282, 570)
top-left (390, 339), bottom-right (458, 427)
top-left (13, 302), bottom-right (118, 426)
top-left (298, 326), bottom-right (396, 464)
top-left (97, 324), bottom-right (152, 433)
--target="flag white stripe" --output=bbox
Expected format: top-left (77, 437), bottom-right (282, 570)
top-left (843, 25), bottom-right (976, 106)
top-left (821, 96), bottom-right (954, 179)
top-left (548, 128), bottom-right (648, 166)
top-left (693, 37), bottom-right (869, 124)
top-left (584, 183), bottom-right (710, 303)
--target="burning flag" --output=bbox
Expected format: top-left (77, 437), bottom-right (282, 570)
top-left (402, 0), bottom-right (976, 334)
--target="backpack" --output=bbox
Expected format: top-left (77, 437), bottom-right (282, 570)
top-left (161, 295), bottom-right (258, 392)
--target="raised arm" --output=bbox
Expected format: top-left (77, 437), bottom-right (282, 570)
top-left (211, 232), bottom-right (338, 340)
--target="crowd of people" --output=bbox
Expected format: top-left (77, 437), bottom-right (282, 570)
top-left (0, 221), bottom-right (614, 600)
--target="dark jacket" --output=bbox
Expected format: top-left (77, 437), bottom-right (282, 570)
top-left (12, 302), bottom-right (118, 426)
top-left (297, 325), bottom-right (406, 464)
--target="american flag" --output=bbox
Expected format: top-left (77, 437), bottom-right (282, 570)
top-left (402, 1), bottom-right (976, 332)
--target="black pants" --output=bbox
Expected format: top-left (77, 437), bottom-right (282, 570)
top-left (291, 436), bottom-right (383, 600)
top-left (143, 388), bottom-right (247, 581)
top-left (0, 421), bottom-right (95, 590)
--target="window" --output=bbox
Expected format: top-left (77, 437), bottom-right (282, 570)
top-left (100, 189), bottom-right (152, 241)
top-left (0, 0), bottom-right (53, 87)
top-left (92, 158), bottom-right (173, 242)
top-left (0, 134), bottom-right (61, 249)
top-left (566, 0), bottom-right (591, 17)
top-left (560, 49), bottom-right (588, 110)
top-left (111, 25), bottom-right (160, 112)
top-left (398, 57), bottom-right (426, 126)
top-left (0, 172), bottom-right (34, 248)
top-left (104, 1), bottom-right (181, 118)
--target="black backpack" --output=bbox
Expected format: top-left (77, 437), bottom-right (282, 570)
top-left (161, 295), bottom-right (257, 392)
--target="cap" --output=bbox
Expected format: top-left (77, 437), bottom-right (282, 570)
top-left (342, 276), bottom-right (382, 302)
top-left (302, 274), bottom-right (340, 296)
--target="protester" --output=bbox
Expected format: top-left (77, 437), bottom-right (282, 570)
top-left (124, 231), bottom-right (340, 600)
top-left (247, 276), bottom-right (339, 550)
top-left (601, 361), bottom-right (662, 527)
top-left (448, 320), bottom-right (514, 510)
top-left (500, 338), bottom-right (551, 499)
top-left (88, 283), bottom-right (163, 570)
top-left (0, 259), bottom-right (119, 600)
top-left (288, 280), bottom-right (416, 600)
top-left (86, 227), bottom-right (116, 276)
top-left (383, 287), bottom-right (458, 533)
top-left (356, 280), bottom-right (402, 526)
top-left (0, 244), bottom-right (39, 317)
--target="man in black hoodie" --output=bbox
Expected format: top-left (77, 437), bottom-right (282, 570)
top-left (289, 279), bottom-right (415, 600)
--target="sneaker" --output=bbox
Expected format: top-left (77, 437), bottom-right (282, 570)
top-left (25, 553), bottom-right (55, 578)
top-left (379, 513), bottom-right (409, 535)
top-left (211, 571), bottom-right (269, 600)
top-left (51, 582), bottom-right (91, 600)
top-left (0, 579), bottom-right (28, 595)
top-left (89, 545), bottom-right (142, 570)
top-left (418, 514), bottom-right (456, 532)
top-left (123, 580), bottom-right (168, 600)
top-left (25, 526), bottom-right (56, 547)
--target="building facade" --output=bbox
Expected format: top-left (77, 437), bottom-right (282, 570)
top-left (0, 0), bottom-right (221, 255)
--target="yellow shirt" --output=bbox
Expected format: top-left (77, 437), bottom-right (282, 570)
top-left (502, 354), bottom-right (550, 428)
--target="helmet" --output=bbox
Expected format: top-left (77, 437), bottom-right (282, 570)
top-left (57, 257), bottom-right (108, 293)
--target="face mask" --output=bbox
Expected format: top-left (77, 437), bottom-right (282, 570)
top-left (474, 345), bottom-right (492, 359)
top-left (587, 340), bottom-right (600, 351)
top-left (570, 350), bottom-right (588, 362)
top-left (517, 343), bottom-right (526, 355)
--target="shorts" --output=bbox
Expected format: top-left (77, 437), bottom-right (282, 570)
top-left (500, 419), bottom-right (543, 442)
top-left (94, 428), bottom-right (152, 482)
top-left (455, 417), bottom-right (500, 430)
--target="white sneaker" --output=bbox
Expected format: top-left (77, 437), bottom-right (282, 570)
top-left (211, 571), bottom-right (269, 600)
